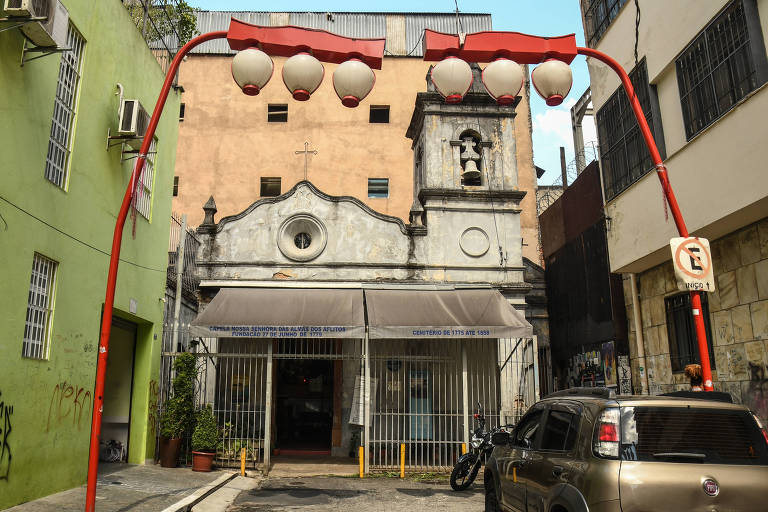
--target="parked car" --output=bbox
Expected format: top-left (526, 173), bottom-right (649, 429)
top-left (483, 387), bottom-right (768, 512)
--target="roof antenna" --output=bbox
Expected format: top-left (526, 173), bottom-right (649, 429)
top-left (454, 0), bottom-right (466, 46)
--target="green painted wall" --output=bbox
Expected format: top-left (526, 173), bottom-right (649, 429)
top-left (0, 0), bottom-right (180, 507)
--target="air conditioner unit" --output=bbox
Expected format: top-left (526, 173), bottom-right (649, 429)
top-left (8, 0), bottom-right (69, 49)
top-left (118, 99), bottom-right (150, 150)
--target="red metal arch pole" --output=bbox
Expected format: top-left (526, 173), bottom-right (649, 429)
top-left (577, 46), bottom-right (714, 392)
top-left (85, 30), bottom-right (228, 512)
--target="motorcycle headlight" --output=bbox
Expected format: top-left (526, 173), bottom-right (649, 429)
top-left (471, 437), bottom-right (483, 449)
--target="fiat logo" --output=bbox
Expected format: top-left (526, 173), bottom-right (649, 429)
top-left (703, 479), bottom-right (719, 497)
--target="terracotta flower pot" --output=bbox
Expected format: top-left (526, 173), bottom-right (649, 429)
top-left (159, 437), bottom-right (182, 468)
top-left (192, 451), bottom-right (216, 472)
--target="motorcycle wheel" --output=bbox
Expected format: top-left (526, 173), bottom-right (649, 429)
top-left (450, 458), bottom-right (480, 491)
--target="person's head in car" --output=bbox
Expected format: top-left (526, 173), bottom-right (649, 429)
top-left (685, 363), bottom-right (703, 391)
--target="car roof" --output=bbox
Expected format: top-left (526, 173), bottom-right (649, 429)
top-left (541, 393), bottom-right (749, 411)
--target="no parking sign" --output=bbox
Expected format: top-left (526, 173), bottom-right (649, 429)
top-left (669, 237), bottom-right (715, 292)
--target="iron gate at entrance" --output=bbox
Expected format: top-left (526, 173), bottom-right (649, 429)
top-left (158, 331), bottom-right (538, 471)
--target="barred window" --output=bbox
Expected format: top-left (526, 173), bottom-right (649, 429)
top-left (134, 139), bottom-right (156, 220)
top-left (676, 1), bottom-right (764, 140)
top-left (596, 59), bottom-right (664, 201)
top-left (368, 178), bottom-right (389, 198)
top-left (582, 0), bottom-right (628, 48)
top-left (22, 254), bottom-right (58, 360)
top-left (45, 23), bottom-right (85, 189)
top-left (665, 293), bottom-right (715, 372)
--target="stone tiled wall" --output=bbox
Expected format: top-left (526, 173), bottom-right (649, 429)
top-left (623, 217), bottom-right (768, 421)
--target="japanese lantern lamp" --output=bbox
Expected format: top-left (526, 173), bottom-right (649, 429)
top-left (231, 48), bottom-right (274, 96)
top-left (333, 58), bottom-right (376, 108)
top-left (430, 56), bottom-right (474, 104)
top-left (282, 52), bottom-right (325, 101)
top-left (531, 58), bottom-right (573, 106)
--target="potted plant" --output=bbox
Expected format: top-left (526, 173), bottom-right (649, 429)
top-left (158, 352), bottom-right (197, 468)
top-left (191, 404), bottom-right (219, 472)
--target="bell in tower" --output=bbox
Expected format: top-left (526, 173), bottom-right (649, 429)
top-left (459, 135), bottom-right (482, 183)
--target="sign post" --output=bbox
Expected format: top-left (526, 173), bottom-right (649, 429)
top-left (670, 237), bottom-right (716, 391)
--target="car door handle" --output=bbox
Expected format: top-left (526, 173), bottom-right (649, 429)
top-left (552, 465), bottom-right (564, 477)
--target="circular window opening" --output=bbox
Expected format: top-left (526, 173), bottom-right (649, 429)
top-left (294, 232), bottom-right (312, 249)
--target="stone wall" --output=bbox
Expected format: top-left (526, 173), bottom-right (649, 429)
top-left (624, 217), bottom-right (768, 421)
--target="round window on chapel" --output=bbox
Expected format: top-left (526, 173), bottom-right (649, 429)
top-left (294, 232), bottom-right (312, 249)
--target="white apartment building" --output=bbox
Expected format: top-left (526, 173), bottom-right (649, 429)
top-left (580, 0), bottom-right (768, 420)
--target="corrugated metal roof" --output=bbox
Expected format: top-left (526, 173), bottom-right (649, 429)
top-left (190, 11), bottom-right (492, 56)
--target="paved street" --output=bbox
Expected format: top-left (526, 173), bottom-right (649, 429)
top-left (5, 463), bottom-right (231, 512)
top-left (226, 475), bottom-right (485, 512)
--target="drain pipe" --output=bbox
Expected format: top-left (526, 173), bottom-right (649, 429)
top-left (629, 273), bottom-right (649, 394)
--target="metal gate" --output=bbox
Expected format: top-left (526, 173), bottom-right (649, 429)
top-left (368, 338), bottom-right (501, 471)
top-left (158, 332), bottom-right (538, 472)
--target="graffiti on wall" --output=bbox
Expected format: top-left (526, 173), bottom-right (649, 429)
top-left (746, 362), bottom-right (768, 421)
top-left (46, 381), bottom-right (92, 432)
top-left (0, 391), bottom-right (13, 481)
top-left (148, 380), bottom-right (159, 436)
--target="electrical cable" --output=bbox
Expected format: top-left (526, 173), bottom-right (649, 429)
top-left (634, 0), bottom-right (641, 67)
top-left (0, 194), bottom-right (167, 273)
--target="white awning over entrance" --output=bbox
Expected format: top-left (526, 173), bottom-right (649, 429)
top-left (364, 288), bottom-right (532, 339)
top-left (189, 288), bottom-right (365, 338)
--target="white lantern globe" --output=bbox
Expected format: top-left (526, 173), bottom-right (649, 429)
top-left (481, 58), bottom-right (524, 106)
top-left (332, 58), bottom-right (375, 108)
top-left (430, 56), bottom-right (473, 104)
top-left (531, 58), bottom-right (573, 106)
top-left (282, 52), bottom-right (325, 101)
top-left (231, 48), bottom-right (274, 96)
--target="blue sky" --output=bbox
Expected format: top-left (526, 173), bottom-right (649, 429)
top-left (191, 0), bottom-right (596, 184)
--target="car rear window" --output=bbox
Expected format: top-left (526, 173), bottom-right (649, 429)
top-left (620, 406), bottom-right (768, 465)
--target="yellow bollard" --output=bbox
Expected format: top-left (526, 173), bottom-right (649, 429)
top-left (240, 447), bottom-right (246, 476)
top-left (400, 444), bottom-right (405, 479)
top-left (359, 446), bottom-right (364, 478)
top-left (461, 443), bottom-right (467, 455)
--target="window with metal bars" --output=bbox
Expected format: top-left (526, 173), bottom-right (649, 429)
top-left (665, 292), bottom-right (715, 372)
top-left (676, 0), bottom-right (766, 140)
top-left (260, 177), bottom-right (281, 197)
top-left (596, 59), bottom-right (665, 201)
top-left (267, 104), bottom-right (288, 122)
top-left (44, 23), bottom-right (85, 189)
top-left (134, 139), bottom-right (157, 219)
top-left (22, 253), bottom-right (58, 360)
top-left (368, 178), bottom-right (389, 198)
top-left (582, 0), bottom-right (629, 48)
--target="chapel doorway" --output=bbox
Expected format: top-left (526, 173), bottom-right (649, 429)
top-left (275, 359), bottom-right (334, 454)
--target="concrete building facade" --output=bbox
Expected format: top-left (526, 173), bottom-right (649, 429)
top-left (182, 62), bottom-right (543, 472)
top-left (580, 0), bottom-right (768, 416)
top-left (0, 1), bottom-right (180, 507)
top-left (171, 11), bottom-right (543, 266)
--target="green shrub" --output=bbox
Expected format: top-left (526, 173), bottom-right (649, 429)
top-left (159, 352), bottom-right (197, 439)
top-left (192, 405), bottom-right (219, 452)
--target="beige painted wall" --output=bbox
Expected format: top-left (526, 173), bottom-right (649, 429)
top-left (173, 55), bottom-right (541, 264)
top-left (584, 0), bottom-right (768, 273)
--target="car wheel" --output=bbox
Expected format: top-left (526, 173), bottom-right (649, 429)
top-left (484, 477), bottom-right (500, 512)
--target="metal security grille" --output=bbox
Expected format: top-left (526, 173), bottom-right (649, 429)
top-left (597, 60), bottom-right (659, 201)
top-left (582, 0), bottom-right (628, 48)
top-left (22, 253), bottom-right (58, 359)
top-left (368, 339), bottom-right (500, 471)
top-left (665, 293), bottom-right (715, 372)
top-left (676, 0), bottom-right (758, 140)
top-left (45, 24), bottom-right (84, 188)
top-left (134, 139), bottom-right (156, 219)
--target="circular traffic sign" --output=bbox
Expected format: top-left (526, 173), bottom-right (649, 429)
top-left (674, 238), bottom-right (711, 279)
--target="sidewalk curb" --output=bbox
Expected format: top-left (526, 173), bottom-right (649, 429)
top-left (160, 472), bottom-right (238, 512)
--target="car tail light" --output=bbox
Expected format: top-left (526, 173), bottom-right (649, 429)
top-left (752, 413), bottom-right (768, 446)
top-left (593, 408), bottom-right (620, 458)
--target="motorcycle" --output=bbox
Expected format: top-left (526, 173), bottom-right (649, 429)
top-left (450, 403), bottom-right (512, 491)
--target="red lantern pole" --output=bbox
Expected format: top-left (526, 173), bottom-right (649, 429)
top-left (577, 46), bottom-right (713, 392)
top-left (85, 30), bottom-right (228, 512)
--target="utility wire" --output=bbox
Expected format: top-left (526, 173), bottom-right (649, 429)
top-left (0, 194), bottom-right (167, 273)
